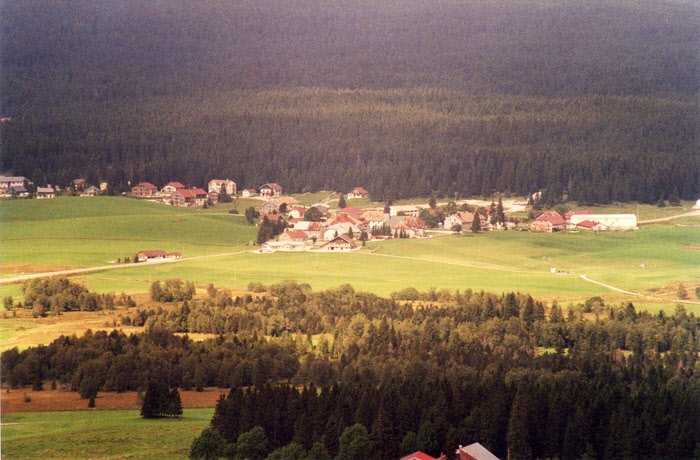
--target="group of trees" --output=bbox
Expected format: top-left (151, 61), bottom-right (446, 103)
top-left (4, 277), bottom-right (131, 317)
top-left (140, 378), bottom-right (183, 418)
top-left (4, 280), bottom-right (700, 458)
top-left (2, 0), bottom-right (698, 203)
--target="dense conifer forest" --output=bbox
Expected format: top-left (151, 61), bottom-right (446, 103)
top-left (3, 280), bottom-right (700, 458)
top-left (1, 0), bottom-right (698, 202)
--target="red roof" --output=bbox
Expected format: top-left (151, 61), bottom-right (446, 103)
top-left (164, 182), bottom-right (185, 189)
top-left (349, 187), bottom-right (369, 195)
top-left (177, 189), bottom-right (195, 198)
top-left (261, 214), bottom-right (282, 222)
top-left (576, 220), bottom-right (599, 229)
top-left (400, 452), bottom-right (438, 460)
top-left (191, 188), bottom-right (208, 196)
top-left (136, 182), bottom-right (157, 190)
top-left (137, 250), bottom-right (167, 258)
top-left (261, 183), bottom-right (283, 191)
top-left (283, 230), bottom-right (308, 239)
top-left (535, 211), bottom-right (566, 226)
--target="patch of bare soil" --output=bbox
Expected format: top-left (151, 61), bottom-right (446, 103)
top-left (680, 244), bottom-right (700, 251)
top-left (1, 388), bottom-right (226, 414)
top-left (1, 264), bottom-right (79, 275)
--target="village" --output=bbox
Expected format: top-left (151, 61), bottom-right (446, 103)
top-left (2, 174), bottom-right (645, 256)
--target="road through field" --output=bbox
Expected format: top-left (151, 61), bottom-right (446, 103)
top-left (0, 251), bottom-right (246, 285)
top-left (579, 274), bottom-right (700, 305)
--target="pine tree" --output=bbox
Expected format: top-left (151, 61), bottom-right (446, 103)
top-left (338, 194), bottom-right (347, 209)
top-left (471, 213), bottom-right (481, 233)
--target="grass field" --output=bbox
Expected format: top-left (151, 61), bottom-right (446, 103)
top-left (2, 408), bottom-right (214, 459)
top-left (1, 197), bottom-right (698, 304)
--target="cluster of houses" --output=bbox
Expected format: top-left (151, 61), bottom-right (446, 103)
top-left (257, 192), bottom-right (427, 252)
top-left (0, 176), bottom-right (107, 199)
top-left (530, 210), bottom-right (638, 232)
top-left (130, 179), bottom-right (291, 206)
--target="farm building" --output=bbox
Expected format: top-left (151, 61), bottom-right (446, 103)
top-left (531, 211), bottom-right (567, 232)
top-left (135, 250), bottom-right (167, 262)
top-left (568, 214), bottom-right (637, 231)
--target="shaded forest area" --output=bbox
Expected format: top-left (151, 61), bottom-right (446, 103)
top-left (3, 281), bottom-right (700, 458)
top-left (1, 0), bottom-right (699, 202)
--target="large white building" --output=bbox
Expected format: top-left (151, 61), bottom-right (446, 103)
top-left (568, 214), bottom-right (637, 231)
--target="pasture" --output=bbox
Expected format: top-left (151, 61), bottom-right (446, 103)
top-left (1, 408), bottom-right (215, 459)
top-left (1, 197), bottom-right (698, 305)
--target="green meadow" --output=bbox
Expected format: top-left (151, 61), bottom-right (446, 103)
top-left (1, 408), bottom-right (214, 460)
top-left (1, 197), bottom-right (698, 306)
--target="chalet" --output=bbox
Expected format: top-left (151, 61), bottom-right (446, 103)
top-left (347, 187), bottom-right (370, 199)
top-left (260, 214), bottom-right (283, 224)
top-left (132, 182), bottom-right (158, 197)
top-left (568, 214), bottom-right (637, 231)
top-left (208, 179), bottom-right (236, 196)
top-left (135, 250), bottom-right (167, 262)
top-left (278, 230), bottom-right (309, 242)
top-left (530, 211), bottom-right (567, 232)
top-left (36, 187), bottom-right (55, 199)
top-left (73, 178), bottom-right (87, 191)
top-left (260, 183), bottom-right (283, 198)
top-left (361, 210), bottom-right (385, 229)
top-left (191, 188), bottom-right (208, 206)
top-left (0, 176), bottom-right (28, 191)
top-left (400, 452), bottom-right (438, 460)
top-left (257, 200), bottom-right (280, 215)
top-left (241, 189), bottom-right (257, 197)
top-left (458, 442), bottom-right (499, 460)
top-left (3, 185), bottom-right (29, 198)
top-left (386, 216), bottom-right (427, 237)
top-left (162, 182), bottom-right (186, 195)
top-left (323, 222), bottom-right (361, 240)
top-left (171, 189), bottom-right (196, 207)
top-left (288, 206), bottom-right (307, 219)
top-left (293, 221), bottom-right (325, 239)
top-left (322, 234), bottom-right (356, 251)
top-left (444, 212), bottom-right (488, 231)
top-left (80, 186), bottom-right (100, 197)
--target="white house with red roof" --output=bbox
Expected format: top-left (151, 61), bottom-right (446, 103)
top-left (347, 187), bottom-right (370, 199)
top-left (322, 234), bottom-right (356, 251)
top-left (260, 183), bottom-right (283, 198)
top-left (162, 182), bottom-right (186, 195)
top-left (569, 213), bottom-right (637, 231)
top-left (171, 189), bottom-right (196, 207)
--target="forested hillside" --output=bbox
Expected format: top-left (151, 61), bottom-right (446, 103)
top-left (3, 281), bottom-right (700, 458)
top-left (1, 0), bottom-right (698, 202)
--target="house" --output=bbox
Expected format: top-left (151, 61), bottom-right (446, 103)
top-left (73, 178), bottom-right (87, 191)
top-left (458, 442), bottom-right (499, 460)
top-left (278, 230), bottom-right (309, 242)
top-left (260, 183), bottom-right (283, 198)
top-left (323, 222), bottom-right (361, 240)
top-left (135, 250), bottom-right (167, 262)
top-left (261, 240), bottom-right (307, 252)
top-left (3, 185), bottom-right (29, 198)
top-left (530, 211), bottom-right (567, 232)
top-left (444, 212), bottom-right (488, 231)
top-left (575, 219), bottom-right (607, 231)
top-left (208, 179), bottom-right (236, 196)
top-left (288, 206), bottom-right (307, 219)
top-left (335, 206), bottom-right (365, 220)
top-left (311, 202), bottom-right (331, 213)
top-left (260, 214), bottom-right (283, 224)
top-left (132, 182), bottom-right (158, 197)
top-left (276, 196), bottom-right (300, 207)
top-left (166, 252), bottom-right (182, 259)
top-left (241, 189), bottom-right (257, 197)
top-left (0, 176), bottom-right (28, 191)
top-left (385, 216), bottom-right (427, 237)
top-left (391, 205), bottom-right (420, 217)
top-left (36, 187), bottom-right (55, 199)
top-left (347, 187), bottom-right (370, 199)
top-left (257, 200), bottom-right (280, 215)
top-left (568, 214), bottom-right (637, 231)
top-left (171, 189), bottom-right (196, 207)
top-left (293, 221), bottom-right (326, 239)
top-left (694, 199), bottom-right (700, 209)
top-left (189, 188), bottom-right (208, 206)
top-left (361, 210), bottom-right (385, 229)
top-left (400, 452), bottom-right (439, 460)
top-left (100, 182), bottom-right (109, 191)
top-left (322, 234), bottom-right (356, 251)
top-left (80, 185), bottom-right (100, 197)
top-left (208, 190), bottom-right (220, 204)
top-left (162, 182), bottom-right (186, 195)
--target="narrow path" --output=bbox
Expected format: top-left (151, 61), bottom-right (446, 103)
top-left (638, 209), bottom-right (700, 224)
top-left (579, 274), bottom-right (700, 305)
top-left (0, 251), bottom-right (247, 285)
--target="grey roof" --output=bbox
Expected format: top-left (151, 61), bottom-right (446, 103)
top-left (0, 176), bottom-right (28, 183)
top-left (461, 442), bottom-right (500, 460)
top-left (37, 187), bottom-right (54, 193)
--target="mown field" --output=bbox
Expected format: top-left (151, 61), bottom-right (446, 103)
top-left (1, 196), bottom-right (698, 302)
top-left (2, 408), bottom-right (215, 460)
